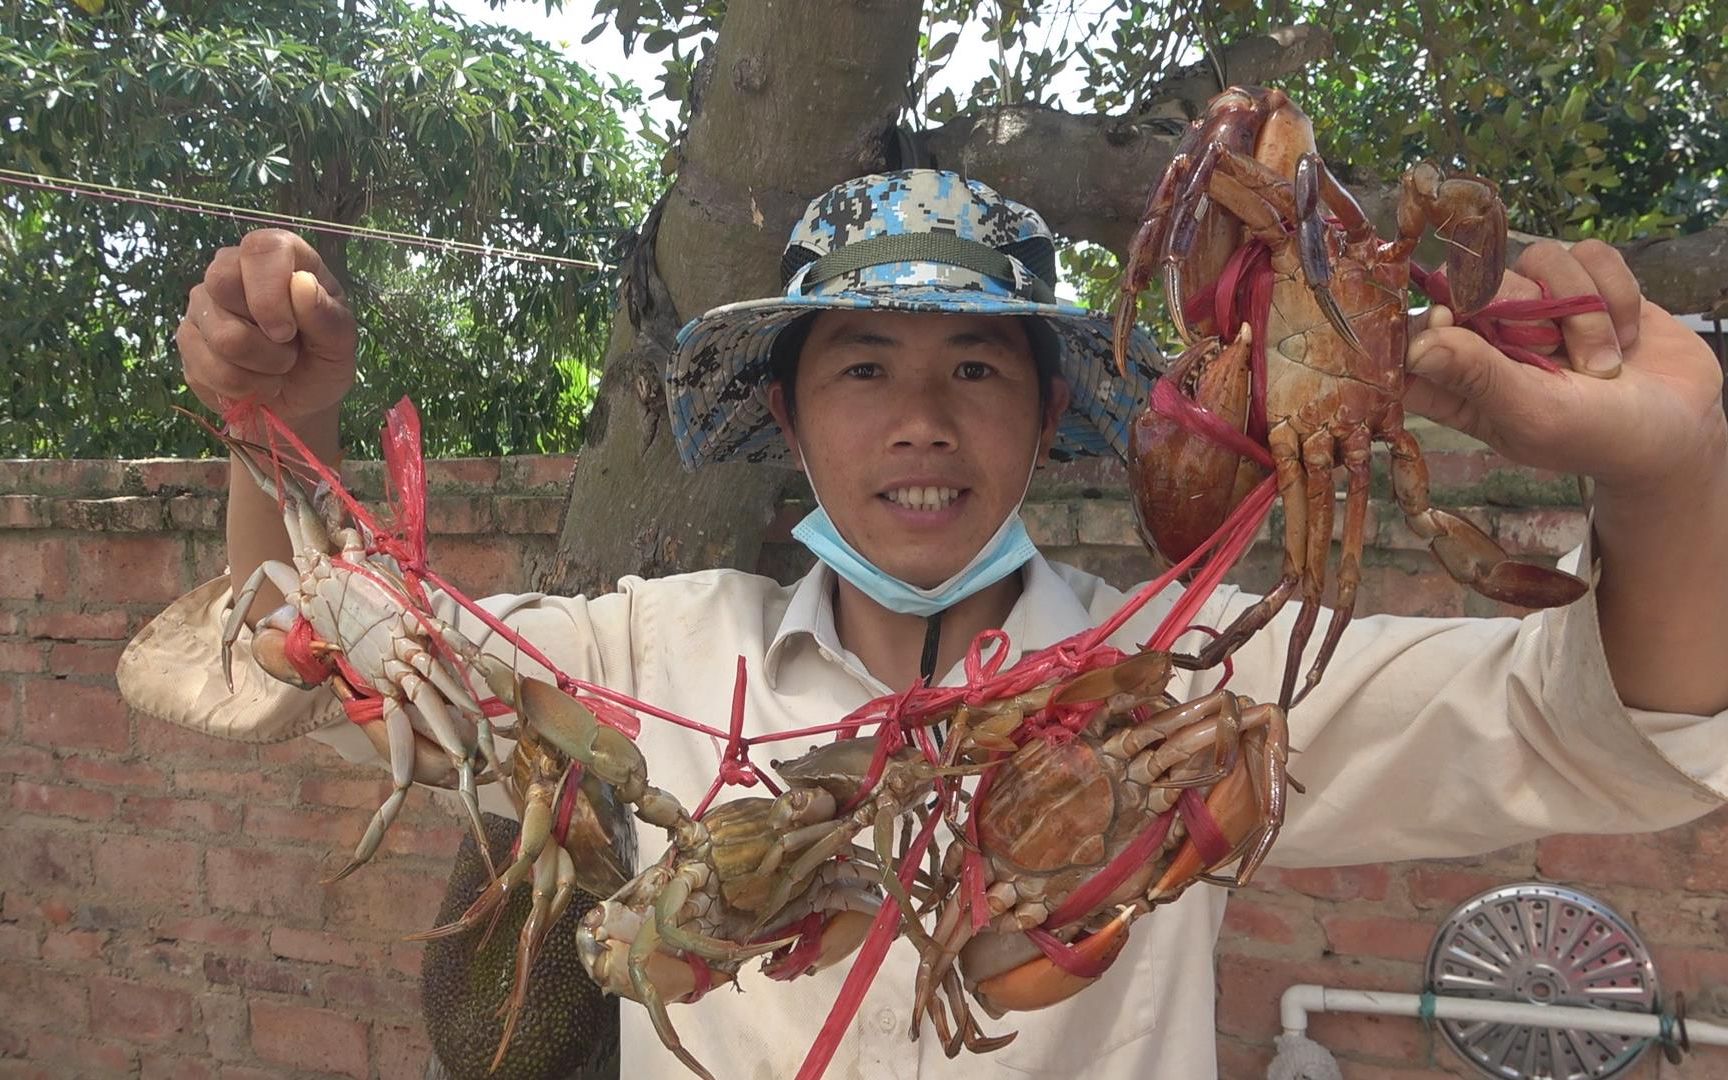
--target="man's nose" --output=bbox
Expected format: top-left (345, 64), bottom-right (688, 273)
top-left (888, 381), bottom-right (959, 450)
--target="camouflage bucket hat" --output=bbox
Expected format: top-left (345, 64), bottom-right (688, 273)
top-left (666, 168), bottom-right (1166, 470)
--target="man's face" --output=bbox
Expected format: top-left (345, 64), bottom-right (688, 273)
top-left (767, 310), bottom-right (1067, 588)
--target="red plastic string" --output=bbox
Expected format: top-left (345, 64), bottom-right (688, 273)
top-left (281, 618), bottom-right (332, 686)
top-left (761, 913), bottom-right (829, 981)
top-left (551, 761), bottom-right (585, 846)
top-left (1176, 786), bottom-right (1232, 868)
top-left (1024, 925), bottom-right (1118, 980)
top-left (794, 787), bottom-right (949, 1080)
top-left (1043, 807), bottom-right (1175, 930)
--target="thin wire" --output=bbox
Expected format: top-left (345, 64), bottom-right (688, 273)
top-left (0, 166), bottom-right (612, 271)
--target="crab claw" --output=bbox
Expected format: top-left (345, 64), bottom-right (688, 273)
top-left (1148, 756), bottom-right (1261, 901)
top-left (969, 912), bottom-right (1135, 1015)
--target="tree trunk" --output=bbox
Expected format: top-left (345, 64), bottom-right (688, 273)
top-left (539, 0), bottom-right (924, 593)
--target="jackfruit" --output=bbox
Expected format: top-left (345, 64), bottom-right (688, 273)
top-left (421, 812), bottom-right (619, 1080)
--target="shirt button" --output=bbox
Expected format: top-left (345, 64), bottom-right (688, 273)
top-left (875, 1007), bottom-right (897, 1034)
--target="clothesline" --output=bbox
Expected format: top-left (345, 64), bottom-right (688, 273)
top-left (0, 166), bottom-right (614, 272)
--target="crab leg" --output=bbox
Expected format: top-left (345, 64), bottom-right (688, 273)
top-left (1295, 426), bottom-right (1373, 705)
top-left (324, 695), bottom-right (417, 883)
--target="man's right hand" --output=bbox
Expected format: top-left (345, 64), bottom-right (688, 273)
top-left (178, 229), bottom-right (358, 423)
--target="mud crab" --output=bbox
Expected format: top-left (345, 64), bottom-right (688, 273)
top-left (1115, 85), bottom-right (1588, 707)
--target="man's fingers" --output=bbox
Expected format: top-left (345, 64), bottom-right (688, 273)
top-left (1407, 323), bottom-right (1556, 413)
top-left (177, 319), bottom-right (284, 404)
top-left (1571, 238), bottom-right (1641, 352)
top-left (236, 230), bottom-right (343, 344)
top-left (185, 284), bottom-right (299, 377)
top-left (1512, 241), bottom-right (1622, 378)
top-left (288, 270), bottom-right (359, 359)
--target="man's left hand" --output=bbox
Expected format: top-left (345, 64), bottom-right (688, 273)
top-left (1403, 239), bottom-right (1727, 497)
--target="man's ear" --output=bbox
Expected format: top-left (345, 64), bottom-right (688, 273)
top-left (1038, 376), bottom-right (1071, 461)
top-left (765, 381), bottom-right (804, 471)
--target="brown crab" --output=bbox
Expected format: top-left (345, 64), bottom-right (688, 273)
top-left (1115, 85), bottom-right (1587, 707)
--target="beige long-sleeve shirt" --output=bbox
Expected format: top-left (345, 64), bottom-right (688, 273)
top-left (117, 546), bottom-right (1728, 1079)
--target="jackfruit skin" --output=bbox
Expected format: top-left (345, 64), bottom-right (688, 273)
top-left (421, 812), bottom-right (620, 1080)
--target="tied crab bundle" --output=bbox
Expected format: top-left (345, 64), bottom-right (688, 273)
top-left (1114, 84), bottom-right (1595, 708)
top-left (197, 397), bottom-right (1297, 1080)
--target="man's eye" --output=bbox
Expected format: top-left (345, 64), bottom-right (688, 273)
top-left (957, 361), bottom-right (992, 380)
top-left (843, 363), bottom-right (880, 379)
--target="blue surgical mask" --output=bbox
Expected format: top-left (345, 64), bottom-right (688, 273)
top-left (791, 456), bottom-right (1040, 617)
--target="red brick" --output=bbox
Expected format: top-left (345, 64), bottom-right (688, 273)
top-left (21, 680), bottom-right (130, 752)
top-left (249, 1000), bottom-right (370, 1079)
top-left (202, 952), bottom-right (315, 996)
top-left (321, 969), bottom-right (418, 1019)
top-left (136, 458), bottom-right (229, 494)
top-left (298, 774), bottom-right (391, 810)
top-left (0, 962), bottom-right (89, 1031)
top-left (1537, 831), bottom-right (1676, 889)
top-left (0, 494), bottom-right (51, 528)
top-left (0, 609), bottom-right (16, 635)
top-left (424, 494), bottom-right (494, 533)
top-left (154, 915), bottom-right (264, 953)
top-left (374, 1021), bottom-right (434, 1080)
top-left (324, 865), bottom-right (445, 933)
top-left (1684, 810), bottom-right (1728, 891)
top-left (500, 454), bottom-right (575, 491)
top-left (426, 457), bottom-right (502, 489)
top-left (1215, 1037), bottom-right (1274, 1080)
top-left (174, 767), bottom-right (296, 801)
top-left (26, 608), bottom-right (132, 640)
top-left (1262, 864), bottom-right (1390, 902)
top-left (1222, 896), bottom-right (1302, 945)
top-left (269, 926), bottom-right (363, 967)
top-left (205, 848), bottom-right (324, 921)
top-left (1214, 954), bottom-right (1406, 1042)
top-left (1319, 914), bottom-right (1434, 963)
top-left (379, 820), bottom-right (466, 860)
top-left (244, 803), bottom-right (351, 844)
top-left (196, 992), bottom-right (251, 1062)
top-left (1309, 1011), bottom-right (1435, 1067)
top-left (92, 834), bottom-right (205, 907)
top-left (0, 640), bottom-right (46, 673)
top-left (60, 754), bottom-right (164, 788)
top-left (1404, 865), bottom-right (1505, 911)
top-left (46, 641), bottom-right (126, 677)
top-left (136, 717), bottom-right (256, 761)
top-left (22, 1032), bottom-right (137, 1075)
top-left (423, 536), bottom-right (525, 598)
top-left (166, 494), bottom-right (226, 531)
top-left (91, 977), bottom-right (196, 1046)
top-left (53, 496), bottom-right (168, 532)
top-left (0, 924), bottom-right (39, 960)
top-left (39, 928), bottom-right (104, 964)
top-left (0, 743), bottom-right (56, 778)
top-left (119, 794), bottom-right (243, 834)
top-left (494, 494), bottom-right (564, 534)
top-left (12, 779), bottom-right (115, 821)
top-left (0, 537), bottom-right (70, 600)
top-left (141, 1054), bottom-right (216, 1080)
top-left (70, 535), bottom-right (186, 603)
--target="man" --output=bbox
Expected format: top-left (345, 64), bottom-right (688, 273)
top-left (122, 170), bottom-right (1728, 1077)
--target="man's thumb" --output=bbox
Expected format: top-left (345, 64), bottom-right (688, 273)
top-left (1406, 325), bottom-right (1508, 406)
top-left (288, 270), bottom-right (354, 354)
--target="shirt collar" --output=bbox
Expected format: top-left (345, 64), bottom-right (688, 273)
top-left (763, 552), bottom-right (1096, 691)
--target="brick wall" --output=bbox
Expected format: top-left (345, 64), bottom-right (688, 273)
top-left (1, 448), bottom-right (1723, 1079)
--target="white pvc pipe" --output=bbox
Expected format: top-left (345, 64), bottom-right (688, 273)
top-left (1279, 984), bottom-right (1728, 1047)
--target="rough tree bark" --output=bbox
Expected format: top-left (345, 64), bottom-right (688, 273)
top-left (538, 0), bottom-right (923, 595)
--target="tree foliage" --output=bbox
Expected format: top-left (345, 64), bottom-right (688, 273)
top-left (1, 0), bottom-right (656, 458)
top-left (592, 0), bottom-right (1726, 265)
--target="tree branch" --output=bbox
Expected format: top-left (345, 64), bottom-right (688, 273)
top-left (927, 91), bottom-right (1727, 315)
